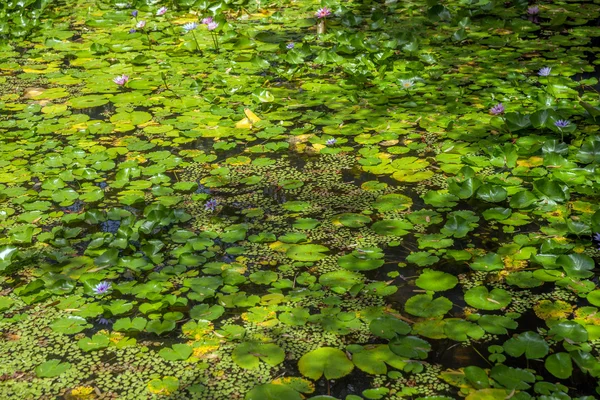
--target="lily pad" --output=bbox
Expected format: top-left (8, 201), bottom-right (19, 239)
top-left (298, 347), bottom-right (354, 380)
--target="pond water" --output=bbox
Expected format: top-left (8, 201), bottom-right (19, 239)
top-left (1, 0), bottom-right (600, 399)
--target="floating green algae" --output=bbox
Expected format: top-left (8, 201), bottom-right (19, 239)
top-left (1, 0), bottom-right (600, 398)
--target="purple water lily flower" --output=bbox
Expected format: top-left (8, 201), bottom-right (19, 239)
top-left (156, 6), bottom-right (167, 16)
top-left (97, 317), bottom-right (113, 326)
top-left (132, 10), bottom-right (138, 17)
top-left (555, 119), bottom-right (570, 128)
top-left (593, 233), bottom-right (600, 242)
top-left (316, 7), bottom-right (332, 18)
top-left (129, 28), bottom-right (136, 34)
top-left (202, 17), bottom-right (213, 25)
top-left (207, 21), bottom-right (219, 31)
top-left (527, 6), bottom-right (539, 23)
top-left (183, 22), bottom-right (198, 32)
top-left (113, 74), bottom-right (129, 86)
top-left (205, 199), bottom-right (218, 212)
top-left (538, 67), bottom-right (551, 77)
top-left (326, 138), bottom-right (337, 146)
top-left (490, 103), bottom-right (505, 115)
top-left (93, 281), bottom-right (111, 295)
top-left (286, 42), bottom-right (295, 49)
top-left (136, 20), bottom-right (146, 29)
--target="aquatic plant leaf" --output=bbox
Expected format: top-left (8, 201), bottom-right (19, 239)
top-left (286, 244), bottom-right (329, 261)
top-left (319, 270), bottom-right (363, 290)
top-left (441, 215), bottom-right (471, 238)
top-left (464, 287), bottom-right (511, 310)
top-left (547, 320), bottom-right (588, 343)
top-left (298, 347), bottom-right (354, 380)
top-left (78, 334), bottom-right (110, 352)
top-left (503, 331), bottom-right (549, 359)
top-left (415, 269), bottom-right (458, 291)
top-left (490, 365), bottom-right (534, 390)
top-left (369, 316), bottom-right (411, 339)
top-left (389, 336), bottom-right (431, 359)
top-left (509, 191), bottom-right (538, 209)
top-left (477, 315), bottom-right (518, 335)
top-left (159, 344), bottom-right (193, 361)
top-left (334, 213), bottom-right (371, 228)
top-left (337, 254), bottom-right (384, 271)
top-left (351, 344), bottom-right (407, 375)
top-left (146, 319), bottom-right (176, 335)
top-left (371, 220), bottom-right (412, 236)
top-left (232, 342), bottom-right (285, 369)
top-left (422, 191), bottom-right (459, 208)
top-left (373, 193), bottom-right (412, 212)
top-left (0, 296), bottom-right (15, 311)
top-left (463, 366), bottom-right (490, 389)
top-left (405, 294), bottom-right (452, 317)
top-left (469, 253), bottom-right (504, 271)
top-left (50, 316), bottom-right (90, 334)
top-left (35, 359), bottom-right (71, 378)
top-left (443, 319), bottom-right (485, 341)
top-left (406, 251), bottom-right (440, 266)
top-left (279, 308), bottom-right (310, 326)
top-left (279, 232), bottom-right (308, 244)
top-left (113, 317), bottom-right (147, 332)
top-left (465, 389), bottom-right (514, 400)
top-left (476, 184), bottom-right (507, 203)
top-left (245, 384), bottom-right (302, 400)
top-left (147, 376), bottom-right (179, 396)
top-left (190, 304), bottom-right (225, 321)
top-left (545, 352), bottom-right (572, 379)
top-left (504, 113), bottom-right (531, 131)
top-left (505, 271), bottom-right (543, 288)
top-left (557, 254), bottom-right (594, 278)
top-left (448, 177), bottom-right (481, 199)
top-left (417, 234), bottom-right (453, 249)
top-left (533, 178), bottom-right (569, 202)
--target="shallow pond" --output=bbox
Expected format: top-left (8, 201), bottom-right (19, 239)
top-left (1, 0), bottom-right (600, 399)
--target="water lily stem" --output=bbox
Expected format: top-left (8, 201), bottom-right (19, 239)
top-left (191, 30), bottom-right (201, 53)
top-left (470, 345), bottom-right (493, 367)
top-left (144, 30), bottom-right (152, 51)
top-left (211, 32), bottom-right (220, 53)
top-left (501, 117), bottom-right (513, 140)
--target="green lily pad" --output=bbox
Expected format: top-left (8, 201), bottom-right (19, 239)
top-left (156, 343), bottom-right (191, 361)
top-left (78, 334), bottom-right (110, 352)
top-left (371, 220), bottom-right (412, 236)
top-left (298, 347), bottom-right (354, 380)
top-left (286, 244), bottom-right (329, 261)
top-left (369, 316), bottom-right (411, 339)
top-left (232, 342), bottom-right (285, 369)
top-left (351, 344), bottom-right (407, 375)
top-left (415, 269), bottom-right (458, 291)
top-left (337, 254), bottom-right (384, 271)
top-left (464, 286), bottom-right (511, 310)
top-left (503, 331), bottom-right (549, 359)
top-left (35, 359), bottom-right (71, 378)
top-left (405, 294), bottom-right (452, 318)
top-left (334, 213), bottom-right (372, 228)
top-left (246, 384), bottom-right (302, 400)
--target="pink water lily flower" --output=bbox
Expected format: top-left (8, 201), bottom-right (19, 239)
top-left (207, 21), bottom-right (219, 31)
top-left (202, 17), bottom-right (213, 25)
top-left (136, 20), bottom-right (146, 29)
top-left (315, 7), bottom-right (332, 18)
top-left (156, 7), bottom-right (167, 16)
top-left (113, 74), bottom-right (129, 86)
